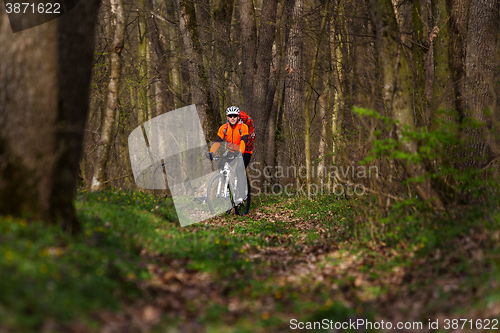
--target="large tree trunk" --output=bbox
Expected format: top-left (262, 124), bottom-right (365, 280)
top-left (147, 0), bottom-right (171, 114)
top-left (213, 0), bottom-right (234, 119)
top-left (176, 0), bottom-right (213, 134)
top-left (0, 0), bottom-right (101, 233)
top-left (91, 0), bottom-right (126, 191)
top-left (250, 0), bottom-right (279, 182)
top-left (282, 0), bottom-right (304, 187)
top-left (368, 0), bottom-right (444, 211)
top-left (446, 0), bottom-right (470, 122)
top-left (168, 22), bottom-right (183, 109)
top-left (463, 0), bottom-right (500, 167)
top-left (431, 0), bottom-right (451, 124)
top-left (239, 0), bottom-right (257, 110)
top-left (264, 37), bottom-right (284, 177)
top-left (419, 0), bottom-right (435, 128)
top-left (392, 0), bottom-right (418, 124)
top-left (304, 2), bottom-right (329, 198)
top-left (195, 0), bottom-right (220, 124)
top-left (329, 9), bottom-right (343, 188)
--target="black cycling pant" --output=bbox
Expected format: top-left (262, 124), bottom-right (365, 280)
top-left (243, 152), bottom-right (252, 169)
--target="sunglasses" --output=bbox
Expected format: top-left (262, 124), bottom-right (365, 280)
top-left (227, 115), bottom-right (239, 118)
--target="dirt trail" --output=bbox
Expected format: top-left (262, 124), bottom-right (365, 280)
top-left (71, 201), bottom-right (500, 332)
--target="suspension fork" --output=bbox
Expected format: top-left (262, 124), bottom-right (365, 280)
top-left (223, 162), bottom-right (234, 198)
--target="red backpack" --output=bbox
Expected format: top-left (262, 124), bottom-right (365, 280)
top-left (223, 111), bottom-right (255, 153)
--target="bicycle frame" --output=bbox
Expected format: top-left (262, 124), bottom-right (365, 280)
top-left (220, 162), bottom-right (237, 199)
top-left (213, 155), bottom-right (238, 202)
top-left (207, 152), bottom-right (250, 216)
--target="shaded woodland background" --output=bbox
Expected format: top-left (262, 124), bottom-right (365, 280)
top-left (82, 0), bottom-right (500, 216)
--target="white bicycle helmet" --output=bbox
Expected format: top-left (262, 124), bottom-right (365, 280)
top-left (225, 106), bottom-right (240, 116)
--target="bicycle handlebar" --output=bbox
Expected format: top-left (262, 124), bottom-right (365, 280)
top-left (213, 154), bottom-right (237, 160)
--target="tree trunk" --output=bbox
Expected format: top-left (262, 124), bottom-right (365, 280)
top-left (317, 94), bottom-right (327, 179)
top-left (264, 37), bottom-right (284, 177)
top-left (91, 0), bottom-right (126, 192)
top-left (419, 0), bottom-right (435, 128)
top-left (196, 0), bottom-right (221, 124)
top-left (168, 22), bottom-right (183, 109)
top-left (213, 0), bottom-right (234, 119)
top-left (368, 0), bottom-right (444, 211)
top-left (239, 0), bottom-right (257, 110)
top-left (393, 0), bottom-right (418, 124)
top-left (464, 0), bottom-right (500, 167)
top-left (431, 0), bottom-right (451, 124)
top-left (138, 0), bottom-right (149, 123)
top-left (446, 0), bottom-right (470, 122)
top-left (0, 0), bottom-right (101, 233)
top-left (329, 6), bottom-right (342, 188)
top-left (304, 2), bottom-right (329, 198)
top-left (147, 0), bottom-right (172, 114)
top-left (283, 0), bottom-right (304, 187)
top-left (250, 0), bottom-right (279, 183)
top-left (176, 0), bottom-right (213, 134)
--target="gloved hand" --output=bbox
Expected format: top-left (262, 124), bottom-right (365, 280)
top-left (207, 152), bottom-right (214, 161)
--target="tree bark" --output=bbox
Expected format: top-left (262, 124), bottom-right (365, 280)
top-left (250, 0), bottom-right (279, 181)
top-left (329, 9), bottom-right (343, 188)
top-left (91, 0), bottom-right (126, 191)
top-left (463, 0), bottom-right (500, 167)
top-left (147, 0), bottom-right (172, 113)
top-left (419, 0), bottom-right (435, 127)
top-left (446, 0), bottom-right (470, 122)
top-left (239, 0), bottom-right (257, 110)
top-left (196, 0), bottom-right (221, 124)
top-left (282, 0), bottom-right (304, 186)
top-left (176, 0), bottom-right (213, 134)
top-left (168, 22), bottom-right (183, 109)
top-left (0, 0), bottom-right (101, 233)
top-left (213, 0), bottom-right (234, 119)
top-left (393, 0), bottom-right (417, 118)
top-left (264, 37), bottom-right (283, 177)
top-left (430, 0), bottom-right (451, 124)
top-left (304, 2), bottom-right (329, 198)
top-left (317, 96), bottom-right (327, 179)
top-left (138, 0), bottom-right (149, 123)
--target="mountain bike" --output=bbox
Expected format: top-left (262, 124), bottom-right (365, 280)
top-left (206, 152), bottom-right (251, 216)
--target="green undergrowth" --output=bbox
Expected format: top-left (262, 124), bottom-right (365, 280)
top-left (0, 189), bottom-right (363, 332)
top-left (351, 193), bottom-right (500, 254)
top-left (271, 189), bottom-right (500, 321)
top-left (0, 189), bottom-right (181, 331)
top-left (0, 198), bottom-right (147, 331)
top-left (2, 187), bottom-right (499, 332)
top-left (347, 192), bottom-right (500, 320)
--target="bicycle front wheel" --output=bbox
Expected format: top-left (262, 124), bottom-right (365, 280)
top-left (206, 173), bottom-right (232, 215)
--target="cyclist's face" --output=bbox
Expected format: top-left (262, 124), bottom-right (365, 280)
top-left (227, 115), bottom-right (239, 125)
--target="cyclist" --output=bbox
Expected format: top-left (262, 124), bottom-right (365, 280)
top-left (207, 106), bottom-right (251, 203)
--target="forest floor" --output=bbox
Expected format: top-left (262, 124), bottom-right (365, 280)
top-left (1, 189), bottom-right (500, 332)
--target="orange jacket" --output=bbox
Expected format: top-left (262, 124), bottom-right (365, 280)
top-left (210, 122), bottom-right (249, 154)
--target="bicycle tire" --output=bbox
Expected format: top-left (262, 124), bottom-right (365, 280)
top-left (206, 173), bottom-right (231, 215)
top-left (234, 177), bottom-right (251, 216)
